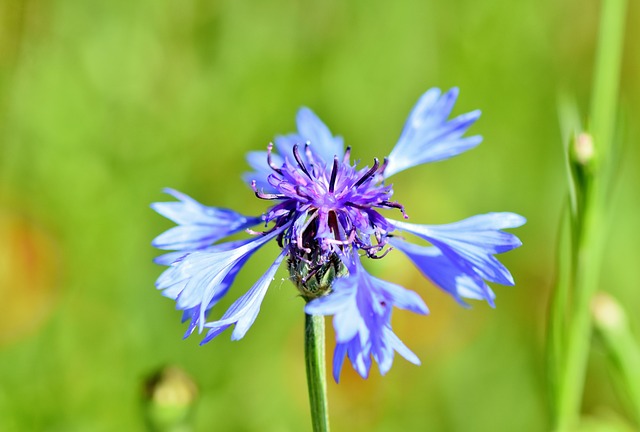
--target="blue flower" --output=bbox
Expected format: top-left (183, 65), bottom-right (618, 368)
top-left (305, 255), bottom-right (428, 382)
top-left (152, 87), bottom-right (525, 381)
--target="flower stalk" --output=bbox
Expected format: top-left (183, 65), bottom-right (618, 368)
top-left (549, 0), bottom-right (627, 429)
top-left (305, 313), bottom-right (330, 432)
top-left (553, 155), bottom-right (602, 430)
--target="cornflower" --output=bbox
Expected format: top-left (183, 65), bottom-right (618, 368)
top-left (152, 88), bottom-right (525, 381)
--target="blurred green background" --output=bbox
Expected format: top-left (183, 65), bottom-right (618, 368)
top-left (1, 0), bottom-right (639, 430)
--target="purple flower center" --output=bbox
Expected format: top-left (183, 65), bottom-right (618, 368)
top-left (251, 143), bottom-right (407, 298)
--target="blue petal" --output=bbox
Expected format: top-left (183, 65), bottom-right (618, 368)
top-left (389, 238), bottom-right (496, 306)
top-left (347, 337), bottom-right (371, 379)
top-left (373, 278), bottom-right (430, 315)
top-left (306, 287), bottom-right (360, 343)
top-left (389, 212), bottom-right (524, 301)
top-left (384, 88), bottom-right (482, 178)
top-left (155, 225), bottom-right (288, 332)
top-left (296, 107), bottom-right (344, 164)
top-left (154, 251), bottom-right (189, 266)
top-left (332, 343), bottom-right (348, 383)
top-left (384, 327), bottom-right (420, 366)
top-left (151, 189), bottom-right (261, 250)
top-left (274, 133), bottom-right (305, 159)
top-left (243, 151), bottom-right (282, 193)
top-left (152, 188), bottom-right (246, 225)
top-left (305, 256), bottom-right (426, 381)
top-left (153, 225), bottom-right (232, 251)
top-left (180, 254), bottom-right (251, 338)
top-left (244, 109), bottom-right (342, 187)
top-left (201, 250), bottom-right (287, 343)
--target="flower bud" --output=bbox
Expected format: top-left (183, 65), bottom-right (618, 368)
top-left (572, 132), bottom-right (595, 167)
top-left (591, 292), bottom-right (626, 331)
top-left (143, 366), bottom-right (198, 432)
top-left (288, 252), bottom-right (347, 301)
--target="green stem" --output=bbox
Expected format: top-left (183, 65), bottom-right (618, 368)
top-left (554, 189), bottom-right (602, 431)
top-left (553, 0), bottom-right (627, 429)
top-left (547, 98), bottom-right (583, 412)
top-left (546, 203), bottom-right (572, 412)
top-left (589, 0), bottom-right (627, 160)
top-left (305, 313), bottom-right (330, 432)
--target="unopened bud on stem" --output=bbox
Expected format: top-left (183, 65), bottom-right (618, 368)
top-left (573, 132), bottom-right (595, 166)
top-left (591, 291), bottom-right (626, 331)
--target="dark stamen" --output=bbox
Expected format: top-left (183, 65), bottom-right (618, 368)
top-left (304, 143), bottom-right (317, 166)
top-left (266, 143), bottom-right (283, 174)
top-left (255, 191), bottom-right (287, 200)
top-left (327, 211), bottom-right (342, 241)
top-left (379, 157), bottom-right (389, 175)
top-left (343, 146), bottom-right (352, 164)
top-left (292, 144), bottom-right (312, 179)
top-left (329, 157), bottom-right (339, 193)
top-left (251, 180), bottom-right (286, 200)
top-left (361, 244), bottom-right (393, 259)
top-left (373, 248), bottom-right (393, 259)
top-left (381, 200), bottom-right (409, 219)
top-left (353, 158), bottom-right (380, 188)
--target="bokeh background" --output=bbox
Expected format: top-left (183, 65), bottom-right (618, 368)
top-left (1, 0), bottom-right (639, 430)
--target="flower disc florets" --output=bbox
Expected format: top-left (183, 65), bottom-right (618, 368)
top-left (252, 143), bottom-right (406, 299)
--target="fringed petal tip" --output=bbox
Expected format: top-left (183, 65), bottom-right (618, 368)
top-left (307, 255), bottom-right (425, 381)
top-left (389, 212), bottom-right (523, 307)
top-left (385, 87), bottom-right (482, 178)
top-left (151, 188), bottom-right (262, 251)
top-left (154, 226), bottom-right (288, 344)
top-left (195, 250), bottom-right (287, 344)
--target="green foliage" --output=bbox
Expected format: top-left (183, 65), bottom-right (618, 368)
top-left (0, 0), bottom-right (638, 430)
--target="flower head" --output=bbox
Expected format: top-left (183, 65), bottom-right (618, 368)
top-left (152, 87), bottom-right (525, 381)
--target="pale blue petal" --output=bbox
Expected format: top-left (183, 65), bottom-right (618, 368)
top-left (385, 88), bottom-right (482, 178)
top-left (246, 150), bottom-right (284, 171)
top-left (154, 251), bottom-right (188, 266)
top-left (371, 277), bottom-right (429, 315)
top-left (348, 337), bottom-right (372, 379)
top-left (156, 225), bottom-right (287, 332)
top-left (201, 250), bottom-right (287, 342)
top-left (153, 188), bottom-right (252, 226)
top-left (306, 279), bottom-right (361, 343)
top-left (242, 151), bottom-right (281, 193)
top-left (332, 302), bottom-right (362, 344)
top-left (242, 172), bottom-right (276, 194)
top-left (180, 255), bottom-right (250, 338)
top-left (153, 225), bottom-right (228, 250)
top-left (304, 281), bottom-right (353, 315)
top-left (296, 107), bottom-right (344, 163)
top-left (152, 189), bottom-right (261, 251)
top-left (389, 238), bottom-right (495, 306)
top-left (373, 338), bottom-right (395, 376)
top-left (156, 240), bottom-right (251, 293)
top-left (307, 256), bottom-right (424, 381)
top-left (389, 213), bottom-right (524, 298)
top-left (384, 326), bottom-right (420, 366)
top-left (274, 134), bottom-right (305, 158)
